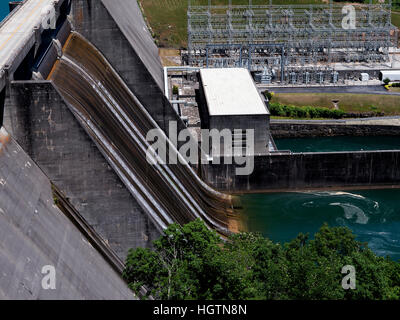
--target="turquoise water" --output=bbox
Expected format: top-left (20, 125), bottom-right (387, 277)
top-left (0, 1), bottom-right (21, 22)
top-left (244, 136), bottom-right (400, 261)
top-left (242, 189), bottom-right (400, 261)
top-left (275, 136), bottom-right (400, 153)
top-left (1, 2), bottom-right (10, 22)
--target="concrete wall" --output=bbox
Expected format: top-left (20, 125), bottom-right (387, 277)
top-left (0, 131), bottom-right (134, 299)
top-left (8, 2), bottom-right (22, 13)
top-left (71, 0), bottom-right (186, 135)
top-left (204, 151), bottom-right (400, 192)
top-left (209, 115), bottom-right (270, 155)
top-left (270, 121), bottom-right (400, 139)
top-left (4, 81), bottom-right (160, 260)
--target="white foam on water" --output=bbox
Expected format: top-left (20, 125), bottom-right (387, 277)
top-left (302, 201), bottom-right (314, 207)
top-left (316, 191), bottom-right (366, 200)
top-left (329, 202), bottom-right (369, 224)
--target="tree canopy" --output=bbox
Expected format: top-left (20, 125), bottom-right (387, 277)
top-left (123, 219), bottom-right (400, 300)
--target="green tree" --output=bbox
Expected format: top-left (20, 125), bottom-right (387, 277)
top-left (264, 90), bottom-right (274, 101)
top-left (123, 219), bottom-right (400, 300)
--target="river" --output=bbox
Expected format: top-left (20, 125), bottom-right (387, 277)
top-left (242, 136), bottom-right (400, 261)
top-left (1, 2), bottom-right (11, 22)
top-left (275, 136), bottom-right (400, 153)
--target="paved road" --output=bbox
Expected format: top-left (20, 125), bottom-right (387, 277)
top-left (0, 0), bottom-right (54, 74)
top-left (260, 85), bottom-right (400, 96)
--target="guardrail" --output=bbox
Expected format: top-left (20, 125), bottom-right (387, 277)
top-left (164, 66), bottom-right (200, 99)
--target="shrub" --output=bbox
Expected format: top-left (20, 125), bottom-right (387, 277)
top-left (320, 108), bottom-right (329, 118)
top-left (331, 109), bottom-right (346, 119)
top-left (383, 78), bottom-right (391, 85)
top-left (172, 85), bottom-right (179, 95)
top-left (295, 106), bottom-right (308, 118)
top-left (282, 105), bottom-right (294, 117)
top-left (264, 90), bottom-right (275, 101)
top-left (268, 102), bottom-right (346, 119)
top-left (269, 103), bottom-right (286, 117)
top-left (305, 106), bottom-right (319, 118)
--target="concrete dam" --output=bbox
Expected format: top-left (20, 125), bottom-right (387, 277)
top-left (0, 0), bottom-right (236, 299)
top-left (50, 32), bottom-right (234, 234)
top-left (1, 0), bottom-right (400, 299)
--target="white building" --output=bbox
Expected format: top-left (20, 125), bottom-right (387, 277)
top-left (198, 68), bottom-right (270, 156)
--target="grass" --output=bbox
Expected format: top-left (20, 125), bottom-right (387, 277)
top-left (139, 0), bottom-right (325, 48)
top-left (393, 10), bottom-right (400, 28)
top-left (159, 48), bottom-right (181, 66)
top-left (271, 93), bottom-right (400, 115)
top-left (389, 87), bottom-right (400, 93)
top-left (139, 1), bottom-right (400, 48)
top-left (139, 0), bottom-right (188, 48)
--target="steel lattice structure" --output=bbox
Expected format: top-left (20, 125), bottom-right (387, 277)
top-left (187, 0), bottom-right (398, 83)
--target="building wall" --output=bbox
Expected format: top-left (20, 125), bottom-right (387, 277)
top-left (204, 151), bottom-right (400, 192)
top-left (4, 81), bottom-right (160, 260)
top-left (209, 115), bottom-right (270, 155)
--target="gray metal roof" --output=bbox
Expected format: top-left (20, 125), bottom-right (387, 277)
top-left (200, 68), bottom-right (269, 116)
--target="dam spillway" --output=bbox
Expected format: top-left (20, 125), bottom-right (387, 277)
top-left (3, 0), bottom-right (230, 259)
top-left (0, 0), bottom-right (399, 301)
top-left (50, 32), bottom-right (236, 236)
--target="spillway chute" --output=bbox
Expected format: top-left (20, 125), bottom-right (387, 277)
top-left (50, 32), bottom-right (240, 237)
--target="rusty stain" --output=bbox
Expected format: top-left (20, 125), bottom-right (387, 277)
top-left (0, 127), bottom-right (11, 148)
top-left (75, 7), bottom-right (84, 27)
